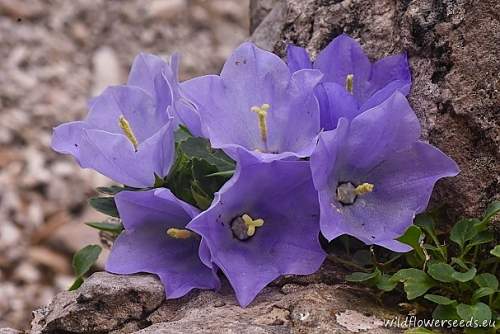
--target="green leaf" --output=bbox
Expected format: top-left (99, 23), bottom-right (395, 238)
top-left (346, 268), bottom-right (381, 283)
top-left (450, 219), bottom-right (478, 249)
top-left (427, 263), bottom-right (456, 283)
top-left (179, 137), bottom-right (235, 172)
top-left (432, 304), bottom-right (460, 321)
top-left (474, 273), bottom-right (499, 290)
top-left (391, 268), bottom-right (436, 300)
top-left (68, 276), bottom-right (84, 291)
top-left (85, 221), bottom-right (124, 235)
top-left (398, 225), bottom-right (426, 260)
top-left (490, 245), bottom-right (500, 258)
top-left (72, 245), bottom-right (102, 277)
top-left (415, 214), bottom-right (437, 240)
top-left (481, 201), bottom-right (500, 226)
top-left (96, 185), bottom-right (125, 195)
top-left (424, 294), bottom-right (456, 305)
top-left (174, 124), bottom-right (192, 143)
top-left (376, 274), bottom-right (398, 292)
top-left (69, 245), bottom-right (102, 291)
top-left (154, 173), bottom-right (166, 187)
top-left (471, 287), bottom-right (495, 303)
top-left (456, 302), bottom-right (492, 323)
top-left (467, 231), bottom-right (494, 248)
top-left (89, 197), bottom-right (119, 218)
top-left (166, 152), bottom-right (197, 206)
top-left (191, 185), bottom-right (212, 210)
top-left (206, 170), bottom-right (235, 178)
top-left (451, 267), bottom-right (477, 282)
top-left (451, 257), bottom-right (469, 270)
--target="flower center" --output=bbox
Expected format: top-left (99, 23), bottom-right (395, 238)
top-left (119, 115), bottom-right (139, 152)
top-left (336, 182), bottom-right (374, 205)
top-left (230, 213), bottom-right (264, 241)
top-left (166, 228), bottom-right (194, 239)
top-left (250, 103), bottom-right (270, 149)
top-left (345, 74), bottom-right (354, 94)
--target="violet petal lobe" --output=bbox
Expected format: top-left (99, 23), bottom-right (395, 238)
top-left (310, 92), bottom-right (459, 252)
top-left (187, 149), bottom-right (325, 307)
top-left (51, 76), bottom-right (175, 188)
top-left (286, 44), bottom-right (312, 72)
top-left (106, 188), bottom-right (220, 299)
top-left (181, 42), bottom-right (322, 161)
top-left (287, 34), bottom-right (412, 131)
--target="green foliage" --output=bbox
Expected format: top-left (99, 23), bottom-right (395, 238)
top-left (80, 127), bottom-right (236, 289)
top-left (344, 201), bottom-right (500, 332)
top-left (165, 130), bottom-right (235, 209)
top-left (85, 221), bottom-right (123, 235)
top-left (89, 197), bottom-right (119, 218)
top-left (69, 245), bottom-right (102, 291)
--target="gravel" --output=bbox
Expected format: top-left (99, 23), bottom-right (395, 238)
top-left (0, 0), bottom-right (249, 329)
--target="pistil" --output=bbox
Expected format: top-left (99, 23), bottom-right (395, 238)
top-left (119, 115), bottom-right (139, 152)
top-left (231, 213), bottom-right (264, 241)
top-left (336, 181), bottom-right (374, 205)
top-left (251, 103), bottom-right (270, 147)
top-left (166, 228), bottom-right (194, 239)
top-left (345, 74), bottom-right (354, 94)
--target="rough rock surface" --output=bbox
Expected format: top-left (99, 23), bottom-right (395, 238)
top-left (251, 0), bottom-right (500, 220)
top-left (28, 268), bottom-right (402, 334)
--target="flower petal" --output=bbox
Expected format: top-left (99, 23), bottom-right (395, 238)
top-left (87, 85), bottom-right (168, 142)
top-left (127, 53), bottom-right (172, 108)
top-left (183, 43), bottom-right (321, 159)
top-left (188, 149), bottom-right (325, 307)
top-left (322, 82), bottom-right (360, 129)
top-left (107, 189), bottom-right (220, 299)
top-left (286, 44), bottom-right (312, 72)
top-left (314, 34), bottom-right (371, 101)
top-left (343, 91), bottom-right (420, 171)
top-left (367, 53), bottom-right (411, 98)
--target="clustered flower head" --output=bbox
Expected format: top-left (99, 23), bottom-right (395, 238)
top-left (52, 34), bottom-right (459, 306)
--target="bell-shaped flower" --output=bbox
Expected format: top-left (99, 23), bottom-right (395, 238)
top-left (106, 188), bottom-right (220, 298)
top-left (181, 42), bottom-right (323, 162)
top-left (128, 53), bottom-right (203, 136)
top-left (51, 53), bottom-right (190, 188)
top-left (287, 34), bottom-right (411, 130)
top-left (187, 149), bottom-right (326, 306)
top-left (310, 92), bottom-right (459, 252)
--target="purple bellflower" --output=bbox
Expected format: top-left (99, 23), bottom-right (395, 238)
top-left (106, 188), bottom-right (220, 298)
top-left (310, 92), bottom-right (459, 252)
top-left (287, 34), bottom-right (411, 130)
top-left (51, 53), bottom-right (201, 188)
top-left (187, 149), bottom-right (326, 307)
top-left (127, 53), bottom-right (203, 136)
top-left (181, 42), bottom-right (323, 162)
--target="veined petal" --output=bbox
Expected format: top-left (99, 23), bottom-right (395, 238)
top-left (107, 189), bottom-right (220, 299)
top-left (343, 91), bottom-right (420, 171)
top-left (188, 149), bottom-right (325, 307)
top-left (314, 34), bottom-right (371, 100)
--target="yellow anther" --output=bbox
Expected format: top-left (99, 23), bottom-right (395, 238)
top-left (345, 74), bottom-right (354, 94)
top-left (119, 115), bottom-right (139, 151)
top-left (241, 214), bottom-right (264, 237)
top-left (354, 183), bottom-right (374, 195)
top-left (166, 228), bottom-right (193, 239)
top-left (251, 103), bottom-right (270, 144)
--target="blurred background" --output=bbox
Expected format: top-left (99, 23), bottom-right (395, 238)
top-left (0, 0), bottom-right (249, 329)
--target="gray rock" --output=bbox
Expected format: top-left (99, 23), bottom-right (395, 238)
top-left (250, 0), bottom-right (499, 219)
top-left (0, 329), bottom-right (23, 334)
top-left (30, 272), bottom-right (164, 334)
top-left (29, 269), bottom-right (402, 333)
